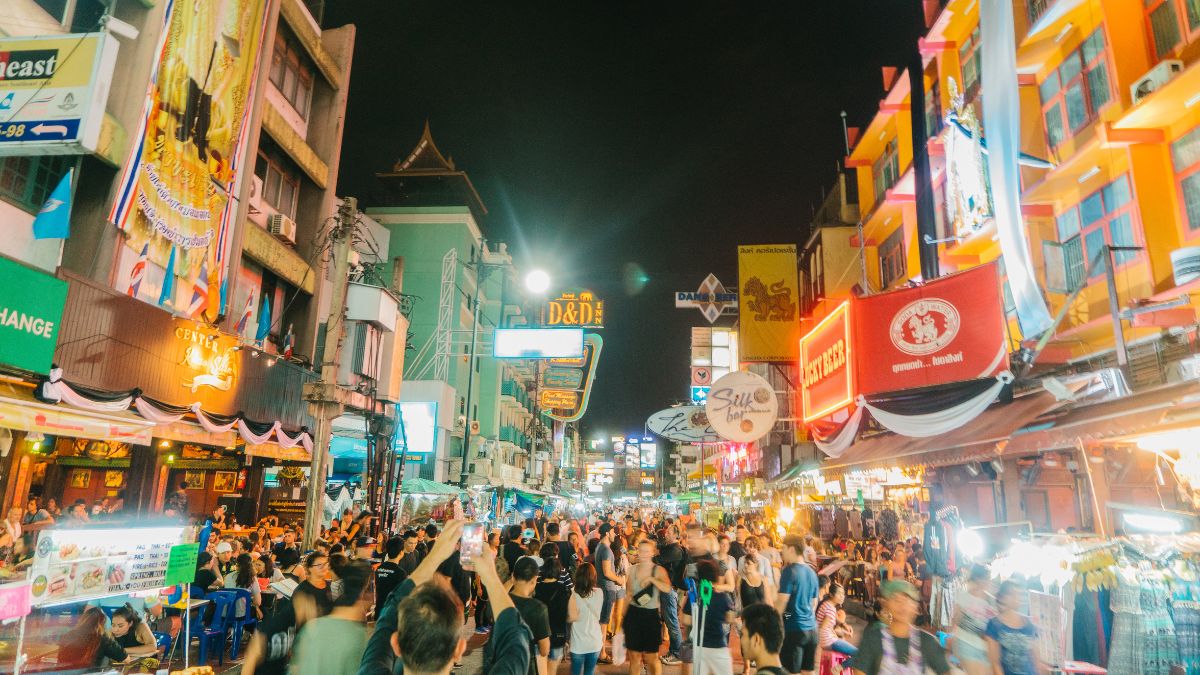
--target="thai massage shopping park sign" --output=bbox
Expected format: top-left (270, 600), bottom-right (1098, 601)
top-left (0, 257), bottom-right (67, 375)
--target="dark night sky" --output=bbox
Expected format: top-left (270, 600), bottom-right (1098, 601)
top-left (324, 1), bottom-right (923, 439)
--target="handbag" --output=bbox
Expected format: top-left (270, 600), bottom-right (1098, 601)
top-left (611, 631), bottom-right (627, 666)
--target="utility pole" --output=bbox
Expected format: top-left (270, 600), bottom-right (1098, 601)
top-left (458, 256), bottom-right (484, 487)
top-left (302, 197), bottom-right (356, 550)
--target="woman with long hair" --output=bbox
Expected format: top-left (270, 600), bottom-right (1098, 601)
top-left (110, 603), bottom-right (159, 657)
top-left (58, 606), bottom-right (127, 669)
top-left (569, 562), bottom-right (602, 675)
top-left (225, 552), bottom-right (263, 620)
top-left (817, 582), bottom-right (856, 656)
top-left (608, 534), bottom-right (629, 639)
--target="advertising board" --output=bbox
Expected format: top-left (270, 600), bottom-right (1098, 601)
top-left (705, 370), bottom-right (779, 443)
top-left (494, 328), bottom-right (584, 358)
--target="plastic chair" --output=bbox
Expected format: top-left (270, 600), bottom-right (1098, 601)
top-left (197, 590), bottom-right (237, 666)
top-left (227, 587), bottom-right (259, 659)
top-left (153, 631), bottom-right (171, 657)
top-left (820, 650), bottom-right (852, 675)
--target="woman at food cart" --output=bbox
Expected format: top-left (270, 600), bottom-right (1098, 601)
top-left (58, 606), bottom-right (129, 669)
top-left (110, 604), bottom-right (159, 657)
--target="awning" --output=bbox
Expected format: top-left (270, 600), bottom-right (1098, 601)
top-left (1006, 380), bottom-right (1200, 454)
top-left (769, 462), bottom-right (808, 487)
top-left (0, 383), bottom-right (155, 446)
top-left (688, 465), bottom-right (718, 479)
top-left (820, 389), bottom-right (1070, 476)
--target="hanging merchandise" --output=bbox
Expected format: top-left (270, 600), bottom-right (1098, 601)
top-left (1108, 563), bottom-right (1179, 675)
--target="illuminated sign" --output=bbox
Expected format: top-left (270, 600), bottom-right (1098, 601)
top-left (540, 389), bottom-right (579, 409)
top-left (397, 401), bottom-right (438, 454)
top-left (799, 301), bottom-right (855, 423)
top-left (543, 334), bottom-right (603, 422)
top-left (494, 328), bottom-right (584, 358)
top-left (175, 326), bottom-right (237, 392)
top-left (545, 290), bottom-right (604, 328)
top-left (28, 526), bottom-right (187, 607)
top-left (647, 405), bottom-right (721, 443)
top-left (641, 441), bottom-right (657, 468)
top-left (705, 370), bottom-right (779, 443)
top-left (675, 273), bottom-right (738, 324)
top-left (691, 386), bottom-right (710, 405)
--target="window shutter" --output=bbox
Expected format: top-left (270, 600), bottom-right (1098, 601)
top-left (1043, 240), bottom-right (1069, 293)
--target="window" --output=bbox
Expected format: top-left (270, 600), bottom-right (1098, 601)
top-left (1172, 124), bottom-right (1200, 231)
top-left (959, 26), bottom-right (982, 100)
top-left (879, 227), bottom-right (905, 288)
top-left (269, 29), bottom-right (315, 119)
top-left (0, 155), bottom-right (72, 213)
top-left (873, 139), bottom-right (900, 201)
top-left (1144, 0), bottom-right (1200, 58)
top-left (1039, 29), bottom-right (1112, 149)
top-left (924, 79), bottom-right (943, 139)
top-left (1049, 175), bottom-right (1141, 286)
top-left (254, 149), bottom-right (300, 220)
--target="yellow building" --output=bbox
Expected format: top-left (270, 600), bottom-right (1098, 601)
top-left (839, 0), bottom-right (1200, 383)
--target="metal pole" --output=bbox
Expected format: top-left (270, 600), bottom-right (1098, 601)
top-left (458, 262), bottom-right (484, 486)
top-left (302, 198), bottom-right (355, 550)
top-left (1104, 245), bottom-right (1128, 368)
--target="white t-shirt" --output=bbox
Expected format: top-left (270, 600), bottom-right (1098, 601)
top-left (570, 590), bottom-right (604, 655)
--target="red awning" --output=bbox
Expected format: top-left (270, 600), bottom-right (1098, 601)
top-left (821, 389), bottom-right (1069, 475)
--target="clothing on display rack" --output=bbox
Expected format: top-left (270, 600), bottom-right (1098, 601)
top-left (923, 505), bottom-right (961, 578)
top-left (819, 508), bottom-right (835, 539)
top-left (878, 508), bottom-right (900, 542)
top-left (834, 508), bottom-right (850, 539)
top-left (1108, 565), bottom-right (1180, 675)
top-left (1072, 588), bottom-right (1112, 668)
top-left (1171, 561), bottom-right (1200, 675)
top-left (848, 509), bottom-right (863, 540)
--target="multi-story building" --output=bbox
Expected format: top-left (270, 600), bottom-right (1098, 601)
top-left (800, 0), bottom-right (1200, 534)
top-left (370, 124), bottom-right (550, 489)
top-left (0, 1), bottom-right (406, 526)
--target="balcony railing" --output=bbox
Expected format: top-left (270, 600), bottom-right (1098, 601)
top-left (1027, 0), bottom-right (1055, 28)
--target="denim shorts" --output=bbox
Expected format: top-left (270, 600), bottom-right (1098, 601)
top-left (549, 645), bottom-right (565, 661)
top-left (600, 588), bottom-right (620, 624)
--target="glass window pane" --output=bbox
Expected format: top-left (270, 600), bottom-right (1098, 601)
top-left (1040, 73), bottom-right (1061, 102)
top-left (1085, 229), bottom-right (1107, 275)
top-left (1188, 0), bottom-right (1200, 30)
top-left (1149, 2), bottom-right (1182, 57)
top-left (264, 166), bottom-right (281, 206)
top-left (1172, 125), bottom-right (1200, 170)
top-left (270, 50), bottom-right (284, 87)
top-left (1065, 82), bottom-right (1089, 131)
top-left (279, 179), bottom-right (296, 219)
top-left (1059, 52), bottom-right (1083, 83)
top-left (1102, 176), bottom-right (1131, 211)
top-left (1082, 29), bottom-right (1106, 62)
top-left (1045, 106), bottom-right (1065, 147)
top-left (1182, 171), bottom-right (1200, 231)
top-left (1087, 63), bottom-right (1111, 111)
top-left (1080, 192), bottom-right (1105, 225)
top-left (1110, 213), bottom-right (1137, 264)
top-left (1057, 208), bottom-right (1081, 240)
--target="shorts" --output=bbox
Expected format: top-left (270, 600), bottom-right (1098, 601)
top-left (600, 588), bottom-right (620, 624)
top-left (954, 636), bottom-right (989, 663)
top-left (624, 605), bottom-right (662, 653)
top-left (549, 645), bottom-right (565, 661)
top-left (680, 639), bottom-right (694, 664)
top-left (781, 629), bottom-right (819, 673)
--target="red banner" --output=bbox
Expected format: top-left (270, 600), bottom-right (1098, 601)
top-left (799, 301), bottom-right (855, 423)
top-left (853, 264), bottom-right (1008, 396)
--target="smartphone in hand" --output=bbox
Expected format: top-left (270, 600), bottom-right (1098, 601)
top-left (460, 522), bottom-right (484, 570)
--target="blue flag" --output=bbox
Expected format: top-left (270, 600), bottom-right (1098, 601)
top-left (255, 291), bottom-right (272, 342)
top-left (32, 168), bottom-right (73, 239)
top-left (158, 245), bottom-right (176, 307)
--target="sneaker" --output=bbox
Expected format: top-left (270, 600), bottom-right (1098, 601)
top-left (661, 655), bottom-right (682, 665)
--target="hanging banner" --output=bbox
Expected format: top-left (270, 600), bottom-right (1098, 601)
top-left (646, 405), bottom-right (721, 443)
top-left (737, 245), bottom-right (801, 362)
top-left (980, 0), bottom-right (1053, 337)
top-left (705, 370), bottom-right (779, 443)
top-left (108, 0), bottom-right (272, 310)
top-left (853, 264), bottom-right (1008, 396)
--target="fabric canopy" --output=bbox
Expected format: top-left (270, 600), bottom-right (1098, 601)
top-left (400, 478), bottom-right (461, 495)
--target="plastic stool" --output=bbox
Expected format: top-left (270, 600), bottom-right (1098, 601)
top-left (820, 650), bottom-right (852, 675)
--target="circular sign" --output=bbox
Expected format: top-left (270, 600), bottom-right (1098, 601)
top-left (646, 405), bottom-right (721, 443)
top-left (704, 370), bottom-right (779, 443)
top-left (888, 298), bottom-right (961, 356)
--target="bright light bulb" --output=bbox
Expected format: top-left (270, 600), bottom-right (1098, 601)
top-left (524, 269), bottom-right (551, 294)
top-left (958, 528), bottom-right (985, 560)
top-left (780, 506), bottom-right (796, 524)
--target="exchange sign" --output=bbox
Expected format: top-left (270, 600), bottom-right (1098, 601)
top-left (0, 256), bottom-right (68, 375)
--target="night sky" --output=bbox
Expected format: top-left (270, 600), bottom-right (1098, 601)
top-left (324, 1), bottom-right (923, 439)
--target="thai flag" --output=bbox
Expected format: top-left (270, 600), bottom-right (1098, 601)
top-left (235, 293), bottom-right (255, 336)
top-left (127, 243), bottom-right (149, 298)
top-left (187, 258), bottom-right (208, 317)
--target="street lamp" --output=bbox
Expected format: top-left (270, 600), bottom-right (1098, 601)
top-left (525, 269), bottom-right (551, 294)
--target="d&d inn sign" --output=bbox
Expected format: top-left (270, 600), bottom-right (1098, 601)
top-left (545, 291), bottom-right (604, 328)
top-left (0, 257), bottom-right (68, 375)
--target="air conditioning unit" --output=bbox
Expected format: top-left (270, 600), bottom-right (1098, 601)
top-left (1172, 246), bottom-right (1200, 286)
top-left (1131, 60), bottom-right (1184, 104)
top-left (267, 213), bottom-right (297, 245)
top-left (248, 175), bottom-right (276, 227)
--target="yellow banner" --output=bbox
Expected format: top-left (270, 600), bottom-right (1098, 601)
top-left (110, 0), bottom-right (270, 306)
top-left (737, 244), bottom-right (801, 362)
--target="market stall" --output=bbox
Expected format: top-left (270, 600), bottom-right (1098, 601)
top-left (395, 478), bottom-right (463, 525)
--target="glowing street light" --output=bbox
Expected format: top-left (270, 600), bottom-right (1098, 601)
top-left (525, 269), bottom-right (551, 294)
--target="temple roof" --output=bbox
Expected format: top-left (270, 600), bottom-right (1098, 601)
top-left (376, 121), bottom-right (489, 219)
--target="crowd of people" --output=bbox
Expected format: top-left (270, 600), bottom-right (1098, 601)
top-left (24, 501), bottom-right (1049, 675)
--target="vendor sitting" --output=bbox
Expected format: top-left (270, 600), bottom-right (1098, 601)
top-left (110, 604), bottom-right (159, 657)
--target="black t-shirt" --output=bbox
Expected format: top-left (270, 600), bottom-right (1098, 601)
top-left (293, 580), bottom-right (334, 617)
top-left (396, 550), bottom-right (422, 576)
top-left (194, 568), bottom-right (219, 590)
top-left (656, 541), bottom-right (688, 590)
top-left (510, 593), bottom-right (550, 675)
top-left (553, 540), bottom-right (576, 573)
top-left (847, 623), bottom-right (951, 675)
top-left (534, 580), bottom-right (570, 647)
top-left (683, 591), bottom-right (736, 648)
top-left (503, 541), bottom-right (526, 571)
top-left (375, 560), bottom-right (404, 606)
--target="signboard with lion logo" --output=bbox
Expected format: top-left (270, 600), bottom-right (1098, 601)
top-left (737, 244), bottom-right (801, 362)
top-left (852, 263), bottom-right (1008, 395)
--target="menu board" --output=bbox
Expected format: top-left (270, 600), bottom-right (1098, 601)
top-left (28, 526), bottom-right (186, 606)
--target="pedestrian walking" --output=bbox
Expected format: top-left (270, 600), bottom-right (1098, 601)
top-left (624, 538), bottom-right (673, 675)
top-left (682, 559), bottom-right (737, 675)
top-left (951, 564), bottom-right (996, 675)
top-left (569, 562), bottom-right (604, 675)
top-left (290, 560), bottom-right (372, 675)
top-left (985, 581), bottom-right (1044, 675)
top-left (740, 603), bottom-right (788, 675)
top-left (846, 580), bottom-right (950, 675)
top-left (776, 534), bottom-right (821, 675)
top-left (536, 556), bottom-right (572, 675)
